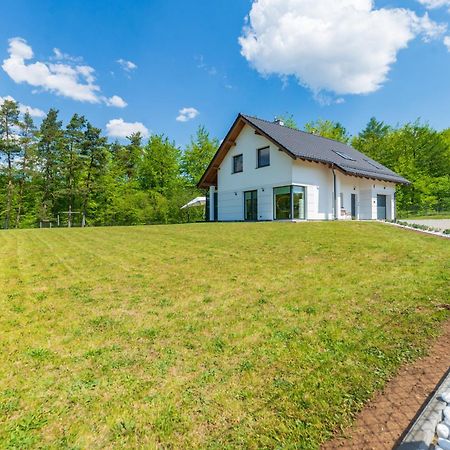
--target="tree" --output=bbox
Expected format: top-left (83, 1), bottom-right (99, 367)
top-left (62, 114), bottom-right (86, 225)
top-left (276, 114), bottom-right (298, 130)
top-left (15, 111), bottom-right (36, 228)
top-left (304, 119), bottom-right (349, 143)
top-left (139, 134), bottom-right (180, 195)
top-left (114, 132), bottom-right (143, 181)
top-left (0, 99), bottom-right (20, 228)
top-left (80, 123), bottom-right (108, 222)
top-left (37, 109), bottom-right (64, 221)
top-left (181, 125), bottom-right (218, 186)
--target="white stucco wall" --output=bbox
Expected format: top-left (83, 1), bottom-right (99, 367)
top-left (291, 160), bottom-right (334, 220)
top-left (214, 124), bottom-right (397, 221)
top-left (217, 124), bottom-right (293, 221)
top-left (335, 173), bottom-right (396, 220)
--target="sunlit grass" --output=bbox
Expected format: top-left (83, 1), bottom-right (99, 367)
top-left (398, 211), bottom-right (450, 220)
top-left (0, 222), bottom-right (449, 449)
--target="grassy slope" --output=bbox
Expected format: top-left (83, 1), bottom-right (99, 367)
top-left (0, 222), bottom-right (449, 449)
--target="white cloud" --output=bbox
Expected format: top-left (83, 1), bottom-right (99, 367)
top-left (176, 107), bottom-right (199, 122)
top-left (2, 37), bottom-right (126, 107)
top-left (105, 95), bottom-right (127, 108)
top-left (239, 0), bottom-right (446, 96)
top-left (52, 48), bottom-right (83, 63)
top-left (418, 0), bottom-right (450, 11)
top-left (106, 118), bottom-right (149, 138)
top-left (445, 35), bottom-right (450, 50)
top-left (0, 95), bottom-right (45, 117)
top-left (117, 59), bottom-right (137, 72)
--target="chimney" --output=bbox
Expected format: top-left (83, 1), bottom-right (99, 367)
top-left (273, 117), bottom-right (284, 126)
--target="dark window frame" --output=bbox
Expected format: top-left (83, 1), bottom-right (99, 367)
top-left (232, 154), bottom-right (243, 174)
top-left (244, 190), bottom-right (258, 221)
top-left (273, 185), bottom-right (306, 220)
top-left (257, 146), bottom-right (270, 168)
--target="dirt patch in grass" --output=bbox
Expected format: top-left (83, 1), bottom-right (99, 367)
top-left (322, 318), bottom-right (450, 449)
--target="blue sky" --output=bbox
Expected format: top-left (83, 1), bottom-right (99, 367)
top-left (1, 0), bottom-right (450, 147)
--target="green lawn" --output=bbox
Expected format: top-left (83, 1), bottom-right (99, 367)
top-left (1, 222), bottom-right (449, 449)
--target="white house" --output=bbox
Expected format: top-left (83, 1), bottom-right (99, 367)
top-left (198, 114), bottom-right (409, 222)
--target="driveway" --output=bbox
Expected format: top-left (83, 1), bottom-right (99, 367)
top-left (403, 219), bottom-right (450, 231)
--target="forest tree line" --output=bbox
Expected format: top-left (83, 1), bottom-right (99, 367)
top-left (1, 100), bottom-right (449, 229)
top-left (282, 114), bottom-right (450, 215)
top-left (0, 99), bottom-right (217, 228)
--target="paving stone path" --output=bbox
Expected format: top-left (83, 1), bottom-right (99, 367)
top-left (404, 219), bottom-right (450, 231)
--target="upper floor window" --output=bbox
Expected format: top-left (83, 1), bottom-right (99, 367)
top-left (257, 146), bottom-right (270, 168)
top-left (233, 154), bottom-right (243, 173)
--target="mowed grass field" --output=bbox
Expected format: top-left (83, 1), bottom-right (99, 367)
top-left (1, 222), bottom-right (449, 449)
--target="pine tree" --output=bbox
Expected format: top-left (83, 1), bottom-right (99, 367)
top-left (0, 99), bottom-right (20, 228)
top-left (15, 111), bottom-right (36, 228)
top-left (37, 109), bottom-right (64, 222)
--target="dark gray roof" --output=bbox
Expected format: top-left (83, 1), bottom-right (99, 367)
top-left (242, 114), bottom-right (409, 184)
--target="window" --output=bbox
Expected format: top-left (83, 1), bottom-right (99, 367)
top-left (340, 192), bottom-right (344, 209)
top-left (233, 154), bottom-right (243, 173)
top-left (333, 149), bottom-right (356, 161)
top-left (292, 186), bottom-right (305, 220)
top-left (257, 146), bottom-right (270, 168)
top-left (273, 185), bottom-right (306, 220)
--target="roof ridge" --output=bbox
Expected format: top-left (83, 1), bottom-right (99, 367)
top-left (241, 113), bottom-right (354, 148)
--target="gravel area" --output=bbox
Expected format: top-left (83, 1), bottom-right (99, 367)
top-left (404, 220), bottom-right (450, 231)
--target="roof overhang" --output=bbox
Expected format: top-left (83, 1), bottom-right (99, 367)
top-left (197, 114), bottom-right (410, 188)
top-left (197, 114), bottom-right (300, 189)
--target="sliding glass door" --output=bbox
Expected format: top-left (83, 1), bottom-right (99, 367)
top-left (273, 185), bottom-right (306, 220)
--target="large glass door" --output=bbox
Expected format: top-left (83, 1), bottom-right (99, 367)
top-left (274, 186), bottom-right (291, 219)
top-left (273, 186), bottom-right (306, 220)
top-left (244, 190), bottom-right (258, 221)
top-left (293, 186), bottom-right (305, 220)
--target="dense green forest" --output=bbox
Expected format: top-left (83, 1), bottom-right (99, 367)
top-left (1, 100), bottom-right (449, 228)
top-left (0, 100), bottom-right (217, 228)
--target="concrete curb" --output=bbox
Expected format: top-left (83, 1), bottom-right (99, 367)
top-left (396, 369), bottom-right (450, 449)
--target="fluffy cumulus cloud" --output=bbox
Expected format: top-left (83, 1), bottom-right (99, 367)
top-left (2, 37), bottom-right (126, 107)
top-left (239, 0), bottom-right (446, 96)
top-left (445, 35), bottom-right (450, 50)
top-left (117, 59), bottom-right (137, 72)
top-left (105, 95), bottom-right (127, 108)
top-left (106, 118), bottom-right (149, 138)
top-left (418, 0), bottom-right (450, 10)
top-left (176, 107), bottom-right (199, 122)
top-left (0, 95), bottom-right (45, 117)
